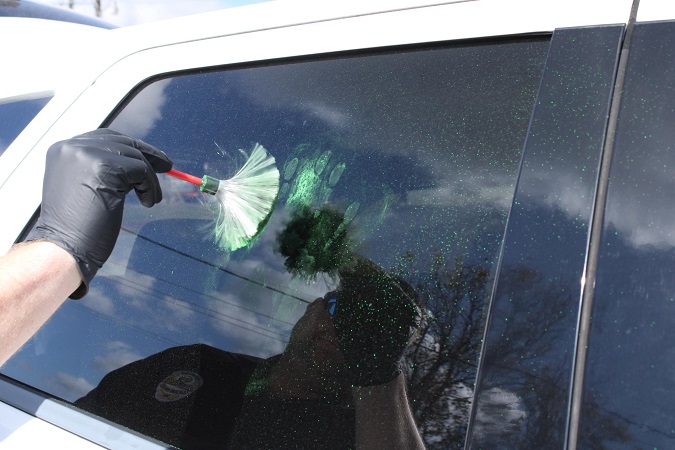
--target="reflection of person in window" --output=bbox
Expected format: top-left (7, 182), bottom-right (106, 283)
top-left (76, 259), bottom-right (426, 449)
top-left (230, 258), bottom-right (425, 449)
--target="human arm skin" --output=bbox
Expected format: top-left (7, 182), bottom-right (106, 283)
top-left (0, 241), bottom-right (81, 367)
top-left (352, 373), bottom-right (426, 450)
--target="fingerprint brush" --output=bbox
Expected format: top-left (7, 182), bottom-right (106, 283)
top-left (165, 143), bottom-right (280, 251)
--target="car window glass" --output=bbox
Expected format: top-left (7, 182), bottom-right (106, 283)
top-left (0, 96), bottom-right (52, 157)
top-left (465, 26), bottom-right (624, 449)
top-left (579, 21), bottom-right (675, 449)
top-left (2, 38), bottom-right (549, 449)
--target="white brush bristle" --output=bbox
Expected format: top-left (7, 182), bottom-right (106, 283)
top-left (212, 143), bottom-right (280, 251)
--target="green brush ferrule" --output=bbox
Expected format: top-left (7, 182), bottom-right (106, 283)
top-left (200, 175), bottom-right (219, 195)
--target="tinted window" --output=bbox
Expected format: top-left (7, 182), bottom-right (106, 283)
top-left (579, 21), bottom-right (675, 449)
top-left (0, 96), bottom-right (52, 157)
top-left (465, 26), bottom-right (624, 449)
top-left (2, 38), bottom-right (549, 448)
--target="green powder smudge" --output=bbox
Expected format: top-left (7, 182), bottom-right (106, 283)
top-left (283, 157), bottom-right (299, 181)
top-left (279, 144), bottom-right (350, 210)
top-left (314, 151), bottom-right (332, 176)
top-left (329, 162), bottom-right (346, 187)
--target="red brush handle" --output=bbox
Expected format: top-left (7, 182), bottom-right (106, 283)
top-left (166, 169), bottom-right (203, 186)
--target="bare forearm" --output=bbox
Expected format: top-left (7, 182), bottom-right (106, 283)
top-left (352, 373), bottom-right (426, 450)
top-left (0, 241), bottom-right (80, 366)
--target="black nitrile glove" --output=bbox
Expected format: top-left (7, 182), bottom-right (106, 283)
top-left (28, 129), bottom-right (173, 299)
top-left (332, 259), bottom-right (422, 387)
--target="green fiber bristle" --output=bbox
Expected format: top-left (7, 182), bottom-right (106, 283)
top-left (211, 143), bottom-right (280, 251)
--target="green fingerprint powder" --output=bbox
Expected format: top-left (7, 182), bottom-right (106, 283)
top-left (283, 145), bottom-right (344, 209)
top-left (286, 161), bottom-right (323, 207)
top-left (329, 163), bottom-right (346, 187)
top-left (283, 158), bottom-right (299, 181)
top-left (344, 201), bottom-right (360, 224)
top-left (314, 151), bottom-right (332, 176)
top-left (277, 205), bottom-right (354, 279)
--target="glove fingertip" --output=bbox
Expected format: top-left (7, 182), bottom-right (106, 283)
top-left (136, 187), bottom-right (162, 207)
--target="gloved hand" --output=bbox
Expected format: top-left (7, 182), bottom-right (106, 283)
top-left (332, 258), bottom-right (422, 387)
top-left (28, 129), bottom-right (173, 299)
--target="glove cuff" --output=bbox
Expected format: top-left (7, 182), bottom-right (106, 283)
top-left (68, 260), bottom-right (91, 299)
